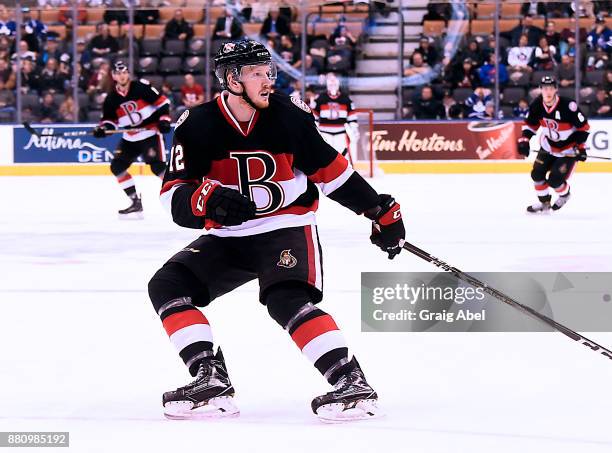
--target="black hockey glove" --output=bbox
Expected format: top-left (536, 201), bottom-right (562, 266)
top-left (517, 136), bottom-right (530, 158)
top-left (365, 194), bottom-right (405, 260)
top-left (92, 125), bottom-right (107, 138)
top-left (158, 119), bottom-right (172, 134)
top-left (574, 143), bottom-right (587, 162)
top-left (191, 180), bottom-right (257, 227)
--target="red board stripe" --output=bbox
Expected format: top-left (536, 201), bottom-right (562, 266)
top-left (291, 314), bottom-right (338, 350)
top-left (162, 310), bottom-right (209, 337)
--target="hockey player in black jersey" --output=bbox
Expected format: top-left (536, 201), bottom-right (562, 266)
top-left (517, 76), bottom-right (590, 213)
top-left (147, 39), bottom-right (405, 422)
top-left (311, 73), bottom-right (359, 163)
top-left (93, 61), bottom-right (172, 218)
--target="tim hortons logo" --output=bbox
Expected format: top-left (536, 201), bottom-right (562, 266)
top-left (277, 249), bottom-right (297, 268)
top-left (372, 130), bottom-right (464, 153)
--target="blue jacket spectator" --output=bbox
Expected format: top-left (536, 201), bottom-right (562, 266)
top-left (513, 99), bottom-right (530, 119)
top-left (465, 88), bottom-right (493, 119)
top-left (587, 19), bottom-right (612, 52)
top-left (478, 55), bottom-right (508, 87)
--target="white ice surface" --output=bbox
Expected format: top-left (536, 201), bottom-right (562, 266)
top-left (1, 173), bottom-right (612, 453)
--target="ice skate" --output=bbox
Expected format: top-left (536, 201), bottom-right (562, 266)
top-left (163, 348), bottom-right (239, 420)
top-left (552, 192), bottom-right (571, 211)
top-left (311, 358), bottom-right (382, 423)
top-left (118, 195), bottom-right (143, 219)
top-left (527, 195), bottom-right (551, 214)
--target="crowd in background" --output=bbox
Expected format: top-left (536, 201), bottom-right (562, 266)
top-left (406, 2), bottom-right (611, 120)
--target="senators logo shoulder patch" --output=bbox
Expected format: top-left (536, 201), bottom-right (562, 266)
top-left (175, 109), bottom-right (190, 129)
top-left (569, 101), bottom-right (578, 112)
top-left (290, 95), bottom-right (311, 113)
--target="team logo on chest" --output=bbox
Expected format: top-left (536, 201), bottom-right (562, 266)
top-left (119, 100), bottom-right (143, 125)
top-left (230, 151), bottom-right (285, 215)
top-left (542, 118), bottom-right (560, 141)
top-left (277, 249), bottom-right (297, 268)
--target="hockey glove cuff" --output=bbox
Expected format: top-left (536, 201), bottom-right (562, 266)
top-left (191, 181), bottom-right (257, 226)
top-left (158, 119), bottom-right (172, 134)
top-left (365, 194), bottom-right (405, 260)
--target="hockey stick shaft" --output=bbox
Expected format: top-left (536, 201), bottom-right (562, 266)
top-left (529, 149), bottom-right (611, 160)
top-left (22, 122), bottom-right (145, 137)
top-left (400, 240), bottom-right (612, 361)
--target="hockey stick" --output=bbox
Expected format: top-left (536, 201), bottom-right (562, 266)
top-left (529, 149), bottom-right (611, 160)
top-left (400, 240), bottom-right (612, 361)
top-left (22, 122), bottom-right (145, 138)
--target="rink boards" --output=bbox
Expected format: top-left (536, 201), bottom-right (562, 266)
top-left (1, 120), bottom-right (611, 175)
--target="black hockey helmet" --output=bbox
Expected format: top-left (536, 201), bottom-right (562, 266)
top-left (112, 60), bottom-right (129, 74)
top-left (213, 39), bottom-right (276, 108)
top-left (539, 75), bottom-right (558, 88)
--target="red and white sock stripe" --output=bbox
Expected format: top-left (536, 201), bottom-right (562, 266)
top-left (534, 180), bottom-right (550, 197)
top-left (117, 172), bottom-right (135, 190)
top-left (554, 182), bottom-right (570, 196)
top-left (162, 310), bottom-right (213, 352)
top-left (290, 314), bottom-right (346, 363)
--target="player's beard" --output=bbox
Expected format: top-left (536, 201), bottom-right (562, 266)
top-left (249, 87), bottom-right (271, 109)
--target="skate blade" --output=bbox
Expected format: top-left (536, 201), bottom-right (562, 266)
top-left (526, 209), bottom-right (551, 215)
top-left (163, 396), bottom-right (239, 420)
top-left (315, 399), bottom-right (384, 423)
top-left (118, 211), bottom-right (144, 220)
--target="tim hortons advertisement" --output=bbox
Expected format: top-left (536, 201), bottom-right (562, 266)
top-left (371, 121), bottom-right (521, 160)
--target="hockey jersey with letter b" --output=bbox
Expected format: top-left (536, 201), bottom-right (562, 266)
top-left (522, 95), bottom-right (590, 157)
top-left (160, 92), bottom-right (380, 237)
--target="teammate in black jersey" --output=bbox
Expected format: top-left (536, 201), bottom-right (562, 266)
top-left (147, 39), bottom-right (405, 422)
top-left (93, 61), bottom-right (172, 217)
top-left (517, 76), bottom-right (590, 213)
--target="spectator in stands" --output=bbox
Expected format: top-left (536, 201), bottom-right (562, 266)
top-left (441, 89), bottom-right (456, 119)
top-left (38, 34), bottom-right (63, 67)
top-left (465, 87), bottom-right (493, 119)
top-left (404, 51), bottom-right (430, 77)
top-left (0, 57), bottom-right (14, 90)
top-left (413, 85), bottom-right (444, 119)
top-left (20, 57), bottom-right (40, 94)
top-left (161, 81), bottom-right (177, 109)
top-left (77, 38), bottom-right (92, 70)
top-left (507, 34), bottom-right (535, 80)
top-left (533, 36), bottom-right (557, 70)
top-left (88, 23), bottom-right (119, 58)
top-left (513, 98), bottom-right (530, 118)
top-left (544, 21), bottom-right (561, 48)
top-left (479, 54), bottom-right (508, 87)
top-left (587, 17), bottom-right (612, 53)
top-left (164, 9), bottom-right (194, 43)
top-left (449, 58), bottom-right (480, 89)
top-left (559, 18), bottom-right (588, 57)
top-left (304, 85), bottom-right (317, 107)
top-left (586, 48), bottom-right (609, 71)
top-left (294, 54), bottom-right (320, 76)
top-left (591, 89), bottom-right (611, 118)
top-left (212, 8), bottom-right (243, 41)
top-left (558, 54), bottom-right (575, 87)
top-left (462, 39), bottom-right (485, 67)
top-left (104, 0), bottom-right (129, 25)
top-left (39, 58), bottom-right (66, 93)
top-left (483, 34), bottom-right (506, 63)
top-left (279, 34), bottom-right (299, 66)
top-left (448, 103), bottom-right (464, 119)
top-left (415, 36), bottom-right (439, 67)
top-left (13, 40), bottom-right (37, 61)
top-left (180, 73), bottom-right (204, 111)
top-left (76, 62), bottom-right (90, 92)
top-left (521, 1), bottom-right (547, 17)
top-left (37, 92), bottom-right (59, 123)
top-left (545, 2), bottom-right (572, 18)
top-left (261, 6), bottom-right (290, 41)
top-left (326, 36), bottom-right (353, 76)
top-left (0, 36), bottom-right (11, 60)
top-left (22, 7), bottom-right (48, 43)
top-left (86, 60), bottom-right (110, 101)
top-left (0, 4), bottom-right (12, 36)
top-left (58, 94), bottom-right (75, 122)
top-left (422, 3), bottom-right (451, 24)
top-left (330, 22), bottom-right (357, 48)
top-left (504, 15), bottom-right (543, 47)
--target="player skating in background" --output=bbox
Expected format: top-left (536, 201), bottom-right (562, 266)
top-left (147, 39), bottom-right (405, 422)
top-left (93, 61), bottom-right (173, 218)
top-left (311, 73), bottom-right (360, 163)
top-left (517, 76), bottom-right (590, 213)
